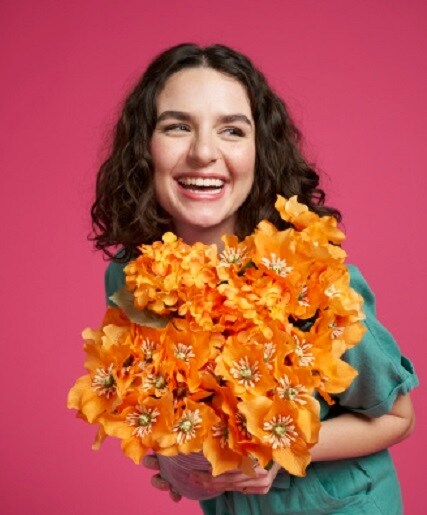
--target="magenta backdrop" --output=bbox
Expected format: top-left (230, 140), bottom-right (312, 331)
top-left (1, 1), bottom-right (425, 514)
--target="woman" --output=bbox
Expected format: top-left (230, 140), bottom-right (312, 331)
top-left (92, 43), bottom-right (417, 514)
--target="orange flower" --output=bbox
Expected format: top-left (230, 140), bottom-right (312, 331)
top-left (218, 234), bottom-right (253, 268)
top-left (162, 320), bottom-right (216, 394)
top-left (215, 334), bottom-right (276, 399)
top-left (200, 378), bottom-right (254, 475)
top-left (275, 195), bottom-right (320, 231)
top-left (179, 241), bottom-right (218, 290)
top-left (273, 366), bottom-right (319, 405)
top-left (238, 396), bottom-right (319, 476)
top-left (252, 220), bottom-right (302, 280)
top-left (167, 398), bottom-right (220, 455)
top-left (69, 198), bottom-right (366, 479)
top-left (68, 319), bottom-right (135, 423)
top-left (312, 342), bottom-right (359, 397)
top-left (126, 233), bottom-right (220, 316)
top-left (98, 392), bottom-right (176, 464)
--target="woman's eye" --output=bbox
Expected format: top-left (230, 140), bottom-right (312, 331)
top-left (222, 127), bottom-right (245, 137)
top-left (163, 124), bottom-right (190, 133)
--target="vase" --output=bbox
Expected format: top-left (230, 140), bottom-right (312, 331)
top-left (157, 452), bottom-right (219, 500)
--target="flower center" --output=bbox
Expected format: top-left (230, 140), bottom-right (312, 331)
top-left (103, 375), bottom-right (115, 387)
top-left (173, 409), bottom-right (202, 444)
top-left (230, 356), bottom-right (261, 388)
top-left (287, 388), bottom-right (297, 399)
top-left (92, 364), bottom-right (116, 398)
top-left (179, 419), bottom-right (193, 433)
top-left (143, 372), bottom-right (167, 393)
top-left (261, 253), bottom-right (293, 277)
top-left (155, 376), bottom-right (166, 389)
top-left (138, 413), bottom-right (152, 427)
top-left (174, 343), bottom-right (195, 364)
top-left (219, 246), bottom-right (247, 266)
top-left (273, 425), bottom-right (287, 437)
top-left (293, 336), bottom-right (314, 366)
top-left (276, 375), bottom-right (308, 404)
top-left (241, 366), bottom-right (253, 379)
top-left (127, 406), bottom-right (160, 438)
top-left (264, 414), bottom-right (298, 449)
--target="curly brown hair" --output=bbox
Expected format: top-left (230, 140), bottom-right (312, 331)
top-left (90, 43), bottom-right (341, 262)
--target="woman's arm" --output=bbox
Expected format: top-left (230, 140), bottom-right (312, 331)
top-left (311, 393), bottom-right (415, 462)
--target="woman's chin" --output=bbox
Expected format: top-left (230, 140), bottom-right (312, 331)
top-left (173, 214), bottom-right (235, 242)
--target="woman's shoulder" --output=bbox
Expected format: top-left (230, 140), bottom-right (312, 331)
top-left (105, 253), bottom-right (128, 305)
top-left (346, 264), bottom-right (375, 306)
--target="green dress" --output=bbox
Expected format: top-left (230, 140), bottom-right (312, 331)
top-left (105, 262), bottom-right (418, 515)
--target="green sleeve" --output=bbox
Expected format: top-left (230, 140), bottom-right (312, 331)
top-left (335, 264), bottom-right (419, 417)
top-left (105, 260), bottom-right (127, 306)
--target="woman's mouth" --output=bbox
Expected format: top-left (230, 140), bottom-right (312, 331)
top-left (176, 177), bottom-right (225, 194)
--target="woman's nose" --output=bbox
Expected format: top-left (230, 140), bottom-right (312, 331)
top-left (187, 130), bottom-right (219, 166)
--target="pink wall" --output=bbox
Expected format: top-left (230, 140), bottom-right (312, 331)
top-left (1, 1), bottom-right (425, 513)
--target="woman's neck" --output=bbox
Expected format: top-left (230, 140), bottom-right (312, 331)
top-left (172, 218), bottom-right (235, 251)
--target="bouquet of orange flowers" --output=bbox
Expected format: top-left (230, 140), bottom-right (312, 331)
top-left (68, 196), bottom-right (365, 496)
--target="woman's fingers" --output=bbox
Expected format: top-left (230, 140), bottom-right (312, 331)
top-left (150, 473), bottom-right (170, 491)
top-left (192, 467), bottom-right (267, 481)
top-left (169, 490), bottom-right (182, 502)
top-left (142, 454), bottom-right (181, 501)
top-left (143, 453), bottom-right (160, 470)
top-left (151, 473), bottom-right (182, 502)
top-left (150, 473), bottom-right (182, 502)
top-left (191, 465), bottom-right (279, 495)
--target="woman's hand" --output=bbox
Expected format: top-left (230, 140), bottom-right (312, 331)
top-left (190, 462), bottom-right (282, 496)
top-left (143, 454), bottom-right (182, 502)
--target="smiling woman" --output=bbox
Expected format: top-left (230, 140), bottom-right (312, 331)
top-left (151, 67), bottom-right (256, 245)
top-left (90, 43), bottom-right (341, 262)
top-left (90, 43), bottom-right (417, 515)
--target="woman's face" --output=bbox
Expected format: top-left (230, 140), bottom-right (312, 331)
top-left (151, 67), bottom-right (256, 242)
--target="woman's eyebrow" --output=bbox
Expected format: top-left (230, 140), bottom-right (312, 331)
top-left (220, 114), bottom-right (253, 127)
top-left (157, 110), bottom-right (191, 123)
top-left (156, 111), bottom-right (253, 127)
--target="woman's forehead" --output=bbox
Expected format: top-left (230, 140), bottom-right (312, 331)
top-left (156, 67), bottom-right (253, 118)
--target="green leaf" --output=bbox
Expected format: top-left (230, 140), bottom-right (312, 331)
top-left (109, 288), bottom-right (170, 328)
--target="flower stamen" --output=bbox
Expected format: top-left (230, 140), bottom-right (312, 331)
top-left (219, 246), bottom-right (247, 266)
top-left (173, 409), bottom-right (202, 444)
top-left (325, 285), bottom-right (341, 298)
top-left (92, 364), bottom-right (116, 398)
top-left (328, 322), bottom-right (345, 339)
top-left (174, 342), bottom-right (195, 364)
top-left (126, 406), bottom-right (160, 438)
top-left (261, 253), bottom-right (293, 277)
top-left (293, 336), bottom-right (314, 366)
top-left (141, 338), bottom-right (156, 360)
top-left (230, 356), bottom-right (261, 388)
top-left (263, 414), bottom-right (297, 449)
top-left (298, 285), bottom-right (309, 307)
top-left (276, 375), bottom-right (308, 404)
top-left (143, 373), bottom-right (167, 393)
top-left (235, 412), bottom-right (252, 440)
top-left (263, 341), bottom-right (276, 370)
top-left (212, 422), bottom-right (229, 448)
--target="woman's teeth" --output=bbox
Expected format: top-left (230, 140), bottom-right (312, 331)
top-left (177, 177), bottom-right (225, 191)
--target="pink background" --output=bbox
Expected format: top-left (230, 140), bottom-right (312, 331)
top-left (1, 1), bottom-right (425, 513)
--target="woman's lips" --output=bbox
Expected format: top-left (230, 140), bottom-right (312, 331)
top-left (175, 176), bottom-right (227, 200)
